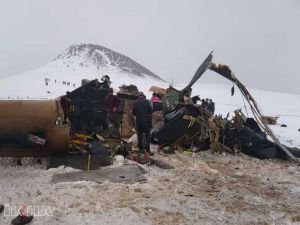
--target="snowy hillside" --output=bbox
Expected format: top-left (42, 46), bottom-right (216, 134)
top-left (0, 43), bottom-right (166, 99)
top-left (55, 44), bottom-right (162, 81)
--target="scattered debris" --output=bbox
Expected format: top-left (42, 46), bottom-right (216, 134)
top-left (117, 84), bottom-right (139, 100)
top-left (162, 146), bottom-right (176, 154)
top-left (149, 157), bottom-right (175, 169)
top-left (52, 164), bottom-right (147, 184)
top-left (262, 115), bottom-right (279, 125)
top-left (11, 215), bottom-right (33, 225)
top-left (150, 53), bottom-right (298, 160)
top-left (149, 86), bottom-right (167, 96)
top-left (48, 152), bottom-right (113, 170)
top-left (17, 159), bottom-right (22, 166)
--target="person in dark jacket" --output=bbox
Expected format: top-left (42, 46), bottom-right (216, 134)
top-left (132, 92), bottom-right (152, 153)
top-left (207, 99), bottom-right (215, 115)
top-left (201, 99), bottom-right (208, 110)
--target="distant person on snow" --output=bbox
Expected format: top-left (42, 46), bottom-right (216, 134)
top-left (132, 92), bottom-right (152, 154)
top-left (207, 99), bottom-right (215, 115)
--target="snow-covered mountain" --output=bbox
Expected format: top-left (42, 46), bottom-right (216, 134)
top-left (55, 44), bottom-right (163, 81)
top-left (0, 43), bottom-right (166, 99)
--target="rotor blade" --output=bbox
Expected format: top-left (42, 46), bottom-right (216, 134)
top-left (182, 51), bottom-right (213, 93)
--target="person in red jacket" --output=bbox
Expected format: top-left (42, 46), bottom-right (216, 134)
top-left (106, 88), bottom-right (121, 128)
top-left (150, 93), bottom-right (162, 112)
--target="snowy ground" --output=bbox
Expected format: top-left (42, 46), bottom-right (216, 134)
top-left (0, 152), bottom-right (300, 225)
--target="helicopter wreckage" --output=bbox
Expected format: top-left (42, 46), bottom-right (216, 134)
top-left (0, 52), bottom-right (299, 168)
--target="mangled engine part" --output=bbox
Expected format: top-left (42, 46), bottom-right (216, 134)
top-left (49, 133), bottom-right (113, 170)
top-left (261, 116), bottom-right (279, 125)
top-left (61, 80), bottom-right (137, 139)
top-left (61, 79), bottom-right (110, 134)
top-left (27, 134), bottom-right (46, 146)
top-left (151, 52), bottom-right (298, 160)
top-left (117, 84), bottom-right (139, 100)
top-left (151, 105), bottom-right (209, 148)
top-left (151, 52), bottom-right (214, 147)
top-left (209, 63), bottom-right (297, 160)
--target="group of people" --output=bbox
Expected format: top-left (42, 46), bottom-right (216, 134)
top-left (132, 92), bottom-right (216, 155)
top-left (105, 87), bottom-right (162, 155)
top-left (201, 98), bottom-right (215, 116)
top-left (105, 84), bottom-right (216, 156)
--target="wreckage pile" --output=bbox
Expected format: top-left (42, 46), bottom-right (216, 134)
top-left (150, 53), bottom-right (299, 161)
top-left (0, 52), bottom-right (299, 168)
top-left (53, 52), bottom-right (299, 168)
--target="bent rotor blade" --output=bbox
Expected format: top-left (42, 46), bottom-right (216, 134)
top-left (182, 51), bottom-right (213, 94)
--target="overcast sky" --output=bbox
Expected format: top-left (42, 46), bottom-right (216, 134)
top-left (0, 0), bottom-right (299, 94)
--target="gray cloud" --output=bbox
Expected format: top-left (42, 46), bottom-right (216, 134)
top-left (0, 0), bottom-right (299, 93)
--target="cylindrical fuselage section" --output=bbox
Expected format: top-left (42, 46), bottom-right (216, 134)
top-left (0, 100), bottom-right (70, 154)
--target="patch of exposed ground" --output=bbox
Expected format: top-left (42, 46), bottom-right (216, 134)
top-left (0, 152), bottom-right (299, 225)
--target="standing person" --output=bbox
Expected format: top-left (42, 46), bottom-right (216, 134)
top-left (101, 75), bottom-right (111, 88)
top-left (106, 88), bottom-right (121, 128)
top-left (150, 93), bottom-right (162, 112)
top-left (201, 99), bottom-right (208, 110)
top-left (207, 99), bottom-right (215, 115)
top-left (132, 92), bottom-right (152, 154)
top-left (150, 92), bottom-right (163, 127)
top-left (209, 99), bottom-right (215, 114)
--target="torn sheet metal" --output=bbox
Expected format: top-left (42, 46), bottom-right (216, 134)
top-left (52, 164), bottom-right (147, 184)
